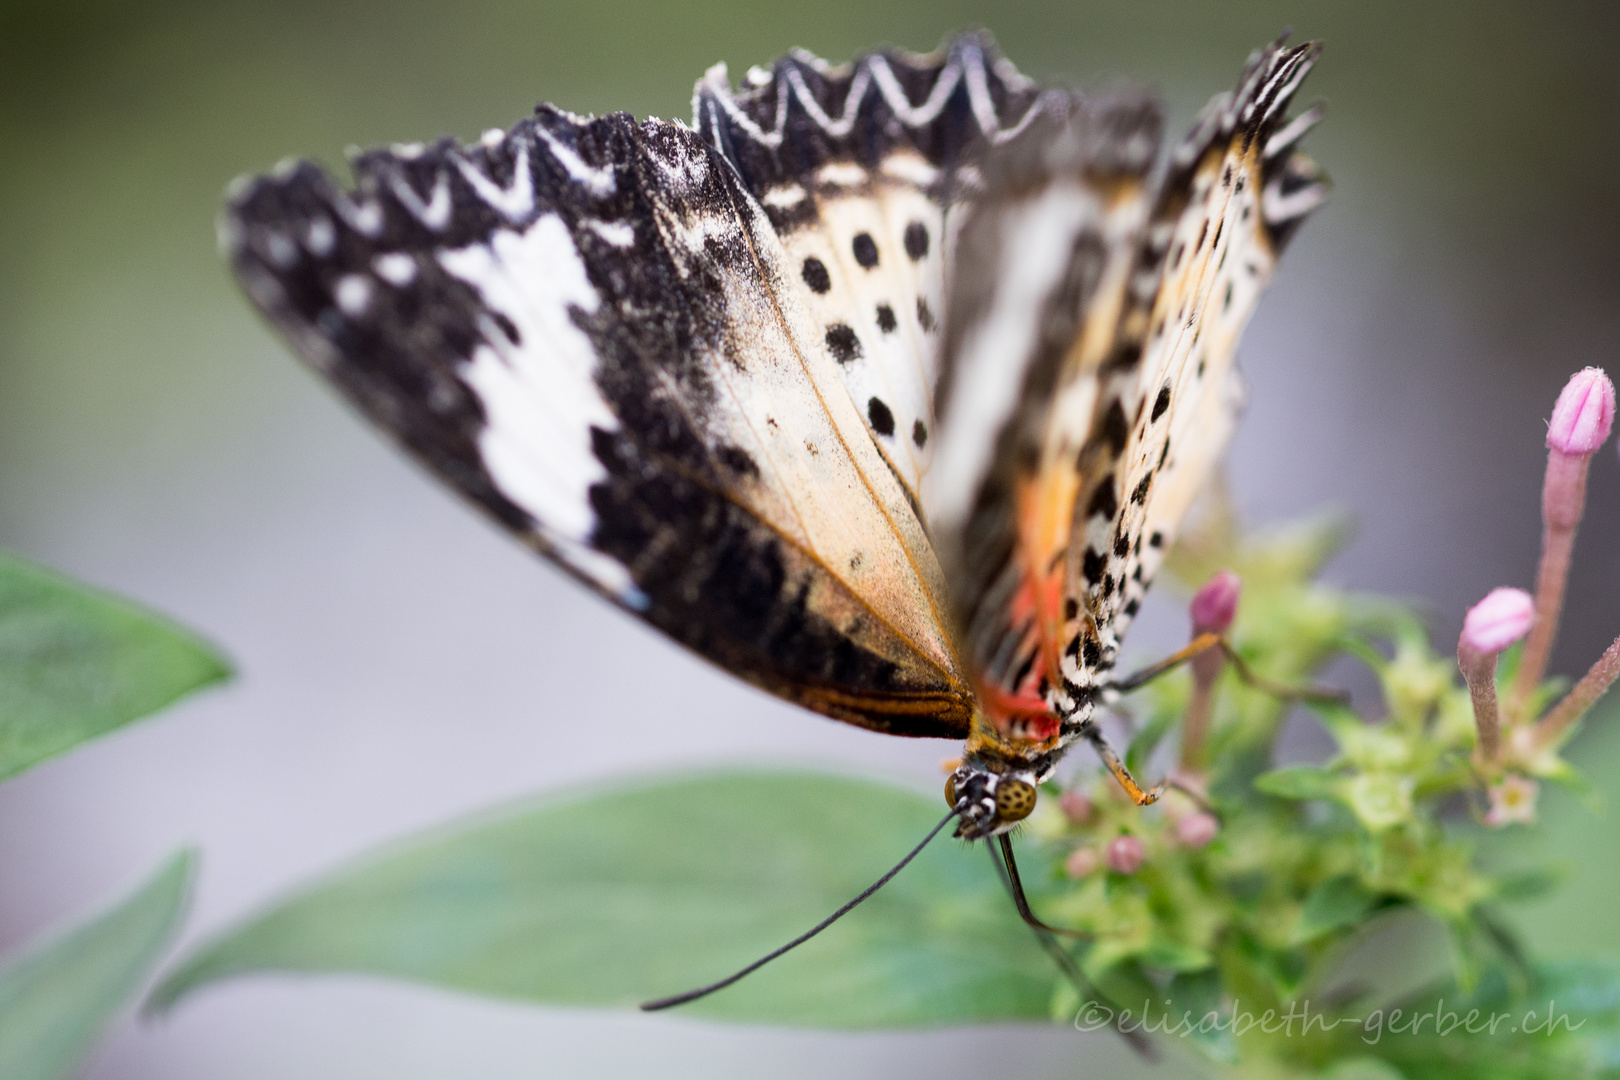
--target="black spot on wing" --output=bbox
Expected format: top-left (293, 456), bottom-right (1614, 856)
top-left (916, 296), bottom-right (936, 332)
top-left (867, 396), bottom-right (895, 437)
top-left (912, 419), bottom-right (928, 447)
top-left (876, 303), bottom-right (897, 332)
top-left (852, 232), bottom-right (879, 268)
top-left (1102, 399), bottom-right (1128, 455)
top-left (825, 323), bottom-right (862, 363)
top-left (802, 256), bottom-right (831, 294)
top-left (904, 220), bottom-right (929, 259)
top-left (1086, 478), bottom-right (1117, 519)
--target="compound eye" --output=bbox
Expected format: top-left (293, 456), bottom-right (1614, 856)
top-left (995, 779), bottom-right (1037, 823)
top-left (944, 774), bottom-right (958, 808)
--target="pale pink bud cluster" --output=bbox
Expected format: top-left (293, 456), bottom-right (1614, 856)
top-left (1191, 571), bottom-right (1242, 636)
top-left (1058, 790), bottom-right (1094, 826)
top-left (1181, 571), bottom-right (1242, 775)
top-left (1464, 367), bottom-right (1620, 823)
top-left (1461, 588), bottom-right (1535, 654)
top-left (1064, 846), bottom-right (1100, 879)
top-left (1106, 835), bottom-right (1145, 875)
top-left (1546, 367), bottom-right (1615, 455)
top-left (1175, 812), bottom-right (1219, 848)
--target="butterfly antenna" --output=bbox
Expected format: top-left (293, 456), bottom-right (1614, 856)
top-left (986, 838), bottom-right (1157, 1057)
top-left (985, 839), bottom-right (1088, 978)
top-left (995, 833), bottom-right (1087, 939)
top-left (639, 806), bottom-right (962, 1011)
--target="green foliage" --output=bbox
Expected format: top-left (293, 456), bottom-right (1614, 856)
top-left (0, 852), bottom-right (194, 1080)
top-left (150, 773), bottom-right (1055, 1027)
top-left (1018, 511), bottom-right (1620, 1076)
top-left (0, 549), bottom-right (230, 780)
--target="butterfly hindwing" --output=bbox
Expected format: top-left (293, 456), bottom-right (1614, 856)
top-left (1050, 39), bottom-right (1328, 710)
top-left (925, 92), bottom-right (1163, 744)
top-left (222, 105), bottom-right (977, 737)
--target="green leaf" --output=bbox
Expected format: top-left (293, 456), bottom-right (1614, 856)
top-left (1167, 967), bottom-right (1236, 1063)
top-left (149, 772), bottom-right (1057, 1028)
top-left (0, 851), bottom-right (194, 1080)
top-left (0, 551), bottom-right (230, 781)
top-left (1254, 764), bottom-right (1343, 801)
top-left (1295, 875), bottom-right (1379, 942)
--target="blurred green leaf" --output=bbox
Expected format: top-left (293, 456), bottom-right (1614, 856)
top-left (1296, 875), bottom-right (1379, 942)
top-left (1350, 961), bottom-right (1620, 1080)
top-left (0, 851), bottom-right (194, 1080)
top-left (0, 550), bottom-right (230, 781)
top-left (1168, 966), bottom-right (1236, 1063)
top-left (149, 772), bottom-right (1057, 1027)
top-left (1254, 764), bottom-right (1343, 801)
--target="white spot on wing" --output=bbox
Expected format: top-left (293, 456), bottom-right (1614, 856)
top-left (372, 252), bottom-right (417, 285)
top-left (454, 141), bottom-right (535, 222)
top-left (879, 154), bottom-right (939, 188)
top-left (761, 184), bottom-right (807, 208)
top-left (585, 219), bottom-right (635, 247)
top-left (437, 214), bottom-right (634, 599)
top-left (388, 170), bottom-right (451, 230)
top-left (816, 162), bottom-right (867, 188)
top-left (305, 216), bottom-right (335, 255)
top-left (334, 273), bottom-right (373, 315)
top-left (537, 127), bottom-right (617, 198)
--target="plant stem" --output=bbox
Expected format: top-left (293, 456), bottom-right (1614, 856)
top-left (1527, 633), bottom-right (1620, 753)
top-left (1511, 450), bottom-right (1589, 717)
top-left (1458, 645), bottom-right (1502, 764)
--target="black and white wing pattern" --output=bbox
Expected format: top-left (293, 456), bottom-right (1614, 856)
top-left (694, 36), bottom-right (1045, 512)
top-left (918, 38), bottom-right (1325, 757)
top-left (1049, 39), bottom-right (1328, 715)
top-left (221, 32), bottom-right (1326, 757)
top-left (221, 104), bottom-right (991, 736)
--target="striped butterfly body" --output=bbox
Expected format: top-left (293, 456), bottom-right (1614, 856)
top-left (223, 34), bottom-right (1325, 842)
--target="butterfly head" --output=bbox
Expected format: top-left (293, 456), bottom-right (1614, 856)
top-left (946, 761), bottom-right (1039, 839)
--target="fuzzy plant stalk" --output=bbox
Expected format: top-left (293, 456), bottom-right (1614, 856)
top-left (1509, 367), bottom-right (1614, 717)
top-left (1456, 587), bottom-right (1533, 767)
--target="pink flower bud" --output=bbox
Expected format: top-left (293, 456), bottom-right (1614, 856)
top-left (1175, 811), bottom-right (1219, 848)
top-left (1058, 790), bottom-right (1094, 826)
top-left (1546, 367), bottom-right (1614, 455)
top-left (1461, 587), bottom-right (1534, 655)
top-left (1105, 834), bottom-right (1145, 874)
top-left (1064, 846), bottom-right (1100, 878)
top-left (1190, 571), bottom-right (1242, 636)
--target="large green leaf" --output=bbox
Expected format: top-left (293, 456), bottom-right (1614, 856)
top-left (0, 851), bottom-right (194, 1080)
top-left (0, 550), bottom-right (231, 781)
top-left (149, 772), bottom-right (1059, 1027)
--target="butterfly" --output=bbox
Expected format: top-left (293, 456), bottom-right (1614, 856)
top-left (220, 31), bottom-right (1325, 1001)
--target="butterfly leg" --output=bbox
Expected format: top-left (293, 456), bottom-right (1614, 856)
top-left (1081, 723), bottom-right (1165, 806)
top-left (1218, 641), bottom-right (1348, 704)
top-left (1108, 633), bottom-right (1345, 704)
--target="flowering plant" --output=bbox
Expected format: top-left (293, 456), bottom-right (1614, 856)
top-left (1019, 367), bottom-right (1620, 1075)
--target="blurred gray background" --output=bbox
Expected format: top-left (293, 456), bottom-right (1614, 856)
top-left (4, 1), bottom-right (1620, 1077)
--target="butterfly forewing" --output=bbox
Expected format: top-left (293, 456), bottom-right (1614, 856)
top-left (223, 105), bottom-right (977, 737)
top-left (695, 38), bottom-right (1045, 517)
